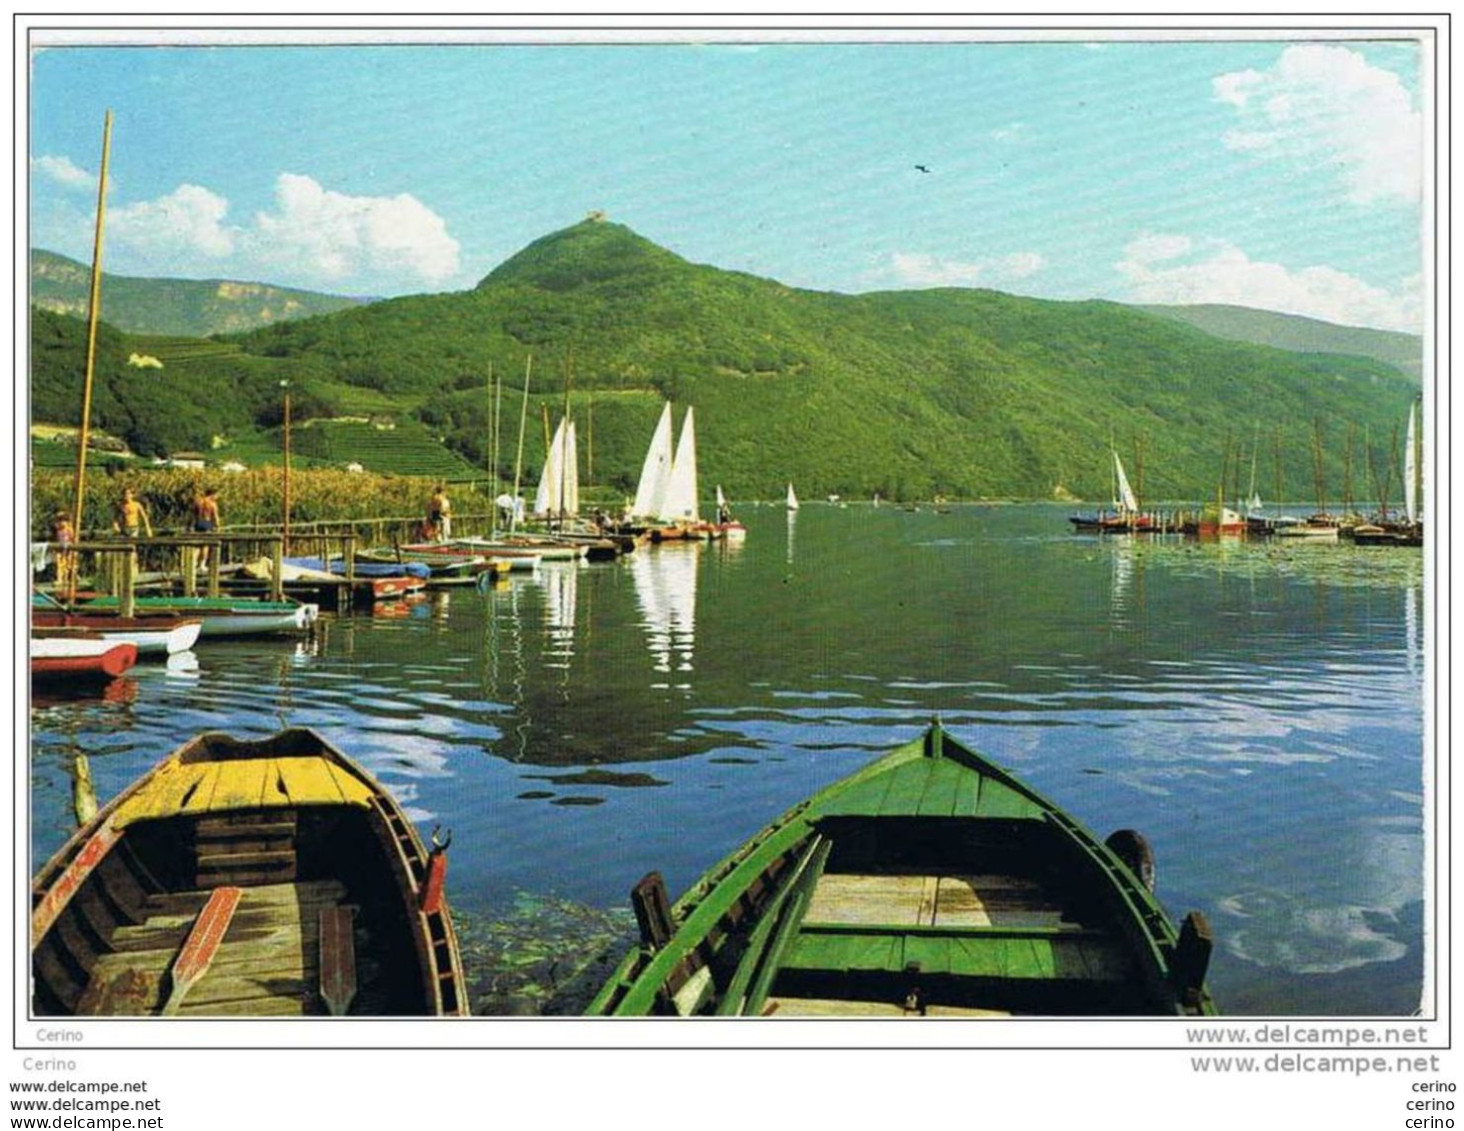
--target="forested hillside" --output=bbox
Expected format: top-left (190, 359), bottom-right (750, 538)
top-left (31, 220), bottom-right (1419, 502)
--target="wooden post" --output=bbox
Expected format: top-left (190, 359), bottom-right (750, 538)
top-left (343, 532), bottom-right (356, 583)
top-left (1173, 910), bottom-right (1214, 1008)
top-left (630, 872), bottom-right (674, 950)
top-left (119, 548), bottom-right (137, 619)
top-left (207, 546), bottom-right (221, 597)
top-left (181, 545), bottom-right (198, 597)
top-left (270, 538), bottom-right (284, 602)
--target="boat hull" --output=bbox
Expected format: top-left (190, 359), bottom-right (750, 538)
top-left (32, 640), bottom-right (139, 680)
top-left (57, 596), bottom-right (318, 637)
top-left (31, 728), bottom-right (468, 1017)
top-left (32, 616), bottom-right (203, 656)
top-left (589, 725), bottom-right (1215, 1018)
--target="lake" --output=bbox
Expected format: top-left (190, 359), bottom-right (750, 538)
top-left (28, 503), bottom-right (1428, 1016)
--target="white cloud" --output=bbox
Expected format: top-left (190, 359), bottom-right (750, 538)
top-left (1214, 45), bottom-right (1421, 206)
top-left (110, 184), bottom-right (236, 260)
top-left (250, 173), bottom-right (460, 286)
top-left (42, 172), bottom-right (461, 292)
top-left (32, 154), bottom-right (96, 190)
top-left (1116, 231), bottom-right (1421, 332)
top-left (887, 250), bottom-right (1045, 288)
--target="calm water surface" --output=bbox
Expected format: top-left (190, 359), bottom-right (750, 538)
top-left (29, 504), bottom-right (1428, 1015)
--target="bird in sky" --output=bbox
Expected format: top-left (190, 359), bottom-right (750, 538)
top-left (914, 164), bottom-right (931, 173)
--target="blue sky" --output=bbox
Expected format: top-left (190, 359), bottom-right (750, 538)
top-left (29, 32), bottom-right (1427, 331)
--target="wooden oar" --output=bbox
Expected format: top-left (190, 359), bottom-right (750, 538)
top-left (160, 886), bottom-right (241, 1015)
top-left (318, 905), bottom-right (358, 1016)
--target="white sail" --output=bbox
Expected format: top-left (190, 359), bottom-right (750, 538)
top-left (632, 403), bottom-right (675, 520)
top-left (786, 483), bottom-right (800, 510)
top-left (562, 420), bottom-right (579, 517)
top-left (1113, 450), bottom-right (1139, 514)
top-left (662, 406), bottom-right (699, 522)
top-left (533, 417), bottom-right (567, 516)
top-left (1405, 402), bottom-right (1419, 524)
top-left (716, 484), bottom-right (727, 511)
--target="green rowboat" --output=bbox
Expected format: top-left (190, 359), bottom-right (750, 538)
top-left (588, 723), bottom-right (1216, 1017)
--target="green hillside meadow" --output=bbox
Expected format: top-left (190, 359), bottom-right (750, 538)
top-left (31, 219), bottom-right (1420, 506)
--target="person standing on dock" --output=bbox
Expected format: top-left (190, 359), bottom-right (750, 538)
top-left (193, 487), bottom-right (221, 568)
top-left (113, 487), bottom-right (153, 538)
top-left (428, 484), bottom-right (452, 542)
top-left (52, 510), bottom-right (76, 589)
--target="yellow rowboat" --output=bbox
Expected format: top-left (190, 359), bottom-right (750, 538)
top-left (31, 728), bottom-right (468, 1017)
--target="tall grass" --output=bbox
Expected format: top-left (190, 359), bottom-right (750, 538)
top-left (29, 467), bottom-right (482, 539)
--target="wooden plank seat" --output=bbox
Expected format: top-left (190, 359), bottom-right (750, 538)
top-left (806, 872), bottom-right (1084, 930)
top-left (761, 996), bottom-right (1015, 1018)
top-left (76, 881), bottom-right (349, 1016)
top-left (781, 925), bottom-right (1133, 983)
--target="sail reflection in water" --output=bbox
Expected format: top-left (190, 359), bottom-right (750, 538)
top-left (537, 563), bottom-right (579, 671)
top-left (1109, 536), bottom-right (1139, 630)
top-left (630, 545), bottom-right (699, 688)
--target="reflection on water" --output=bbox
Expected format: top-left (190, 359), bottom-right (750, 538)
top-left (28, 505), bottom-right (1427, 1015)
top-left (630, 543), bottom-right (698, 687)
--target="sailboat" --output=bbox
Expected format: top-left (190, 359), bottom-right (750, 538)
top-left (1069, 449), bottom-right (1153, 532)
top-left (1274, 421), bottom-right (1339, 541)
top-left (1404, 400), bottom-right (1422, 536)
top-left (711, 485), bottom-right (747, 541)
top-left (533, 417), bottom-right (579, 522)
top-left (629, 403), bottom-right (702, 541)
top-left (1369, 401), bottom-right (1424, 547)
top-left (786, 483), bottom-right (800, 511)
top-left (632, 403), bottom-right (675, 524)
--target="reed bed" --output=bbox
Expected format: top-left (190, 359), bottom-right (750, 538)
top-left (29, 467), bottom-right (476, 540)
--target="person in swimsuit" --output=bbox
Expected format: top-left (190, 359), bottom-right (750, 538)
top-left (193, 487), bottom-right (221, 568)
top-left (428, 484), bottom-right (451, 543)
top-left (114, 487), bottom-right (152, 538)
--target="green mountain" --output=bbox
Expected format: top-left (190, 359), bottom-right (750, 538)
top-left (30, 249), bottom-right (372, 337)
top-left (1140, 303), bottom-right (1421, 383)
top-left (32, 220), bottom-right (1420, 502)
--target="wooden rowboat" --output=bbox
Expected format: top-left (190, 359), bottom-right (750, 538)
top-left (31, 728), bottom-right (469, 1017)
top-left (32, 639), bottom-right (139, 681)
top-left (588, 723), bottom-right (1215, 1017)
top-left (33, 615), bottom-right (203, 657)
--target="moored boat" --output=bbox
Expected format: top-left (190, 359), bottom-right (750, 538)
top-left (588, 722), bottom-right (1215, 1017)
top-left (1191, 501), bottom-right (1246, 538)
top-left (31, 727), bottom-right (469, 1017)
top-left (1272, 516), bottom-right (1340, 542)
top-left (32, 639), bottom-right (139, 681)
top-left (54, 594), bottom-right (318, 637)
top-left (32, 614), bottom-right (203, 657)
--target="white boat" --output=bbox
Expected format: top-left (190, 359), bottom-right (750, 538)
top-left (632, 403), bottom-right (675, 522)
top-left (32, 618), bottom-right (203, 657)
top-left (534, 416), bottom-right (579, 520)
top-left (713, 485), bottom-right (747, 541)
top-left (662, 407), bottom-right (700, 523)
top-left (786, 483), bottom-right (800, 511)
top-left (1405, 401), bottom-right (1420, 527)
top-left (1273, 520), bottom-right (1340, 542)
top-left (630, 402), bottom-right (701, 534)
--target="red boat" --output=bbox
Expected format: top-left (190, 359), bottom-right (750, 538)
top-left (32, 640), bottom-right (139, 681)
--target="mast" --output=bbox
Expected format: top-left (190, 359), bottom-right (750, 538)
top-left (510, 356), bottom-right (533, 533)
top-left (1311, 418), bottom-right (1326, 517)
top-left (1342, 422), bottom-right (1357, 517)
top-left (489, 362), bottom-right (501, 537)
top-left (559, 363), bottom-right (573, 523)
top-left (70, 110), bottom-right (113, 547)
top-left (1246, 423), bottom-right (1261, 512)
top-left (1273, 429), bottom-right (1284, 508)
